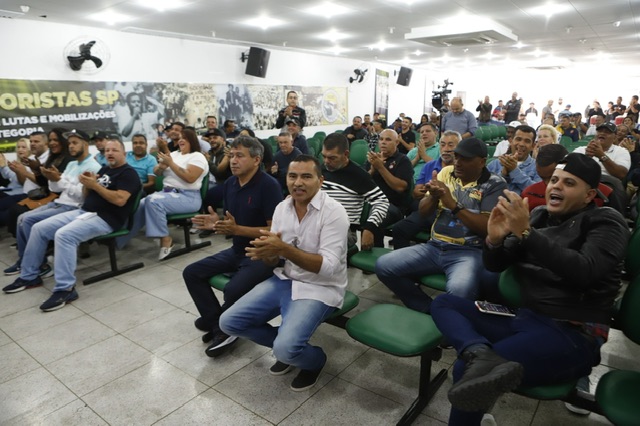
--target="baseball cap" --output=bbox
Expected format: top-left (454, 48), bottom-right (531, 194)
top-left (556, 153), bottom-right (601, 189)
top-left (63, 129), bottom-right (90, 141)
top-left (90, 131), bottom-right (108, 140)
top-left (286, 118), bottom-right (300, 127)
top-left (454, 137), bottom-right (487, 158)
top-left (596, 122), bottom-right (617, 133)
top-left (203, 128), bottom-right (226, 139)
top-left (508, 121), bottom-right (521, 128)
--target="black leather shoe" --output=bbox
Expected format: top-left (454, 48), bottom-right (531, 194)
top-left (448, 345), bottom-right (523, 412)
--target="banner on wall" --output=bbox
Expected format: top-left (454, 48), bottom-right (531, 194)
top-left (0, 79), bottom-right (348, 149)
top-left (374, 69), bottom-right (389, 121)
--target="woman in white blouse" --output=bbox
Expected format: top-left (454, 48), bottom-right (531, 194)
top-left (122, 128), bottom-right (208, 259)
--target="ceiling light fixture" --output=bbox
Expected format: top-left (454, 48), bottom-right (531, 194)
top-left (244, 15), bottom-right (284, 30)
top-left (318, 29), bottom-right (349, 42)
top-left (305, 2), bottom-right (352, 18)
top-left (529, 3), bottom-right (571, 19)
top-left (137, 0), bottom-right (186, 12)
top-left (579, 38), bottom-right (587, 44)
top-left (613, 21), bottom-right (621, 27)
top-left (414, 49), bottom-right (422, 56)
top-left (327, 45), bottom-right (348, 55)
top-left (513, 42), bottom-right (525, 49)
top-left (89, 10), bottom-right (134, 25)
top-left (368, 41), bottom-right (392, 51)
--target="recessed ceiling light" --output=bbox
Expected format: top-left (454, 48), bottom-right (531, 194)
top-left (89, 10), bottom-right (134, 25)
top-left (513, 42), bottom-right (526, 49)
top-left (305, 2), bottom-right (352, 18)
top-left (368, 41), bottom-right (393, 51)
top-left (414, 49), bottom-right (422, 56)
top-left (326, 45), bottom-right (348, 55)
top-left (318, 29), bottom-right (349, 42)
top-left (613, 21), bottom-right (621, 27)
top-left (244, 15), bottom-right (284, 30)
top-left (137, 0), bottom-right (187, 12)
top-left (484, 52), bottom-right (499, 60)
top-left (529, 3), bottom-right (571, 19)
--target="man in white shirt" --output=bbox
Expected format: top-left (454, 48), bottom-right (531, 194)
top-left (220, 154), bottom-right (349, 392)
top-left (574, 123), bottom-right (630, 181)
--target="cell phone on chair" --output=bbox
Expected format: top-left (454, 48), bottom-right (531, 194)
top-left (475, 301), bottom-right (516, 317)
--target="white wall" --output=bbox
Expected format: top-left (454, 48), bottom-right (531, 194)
top-left (1, 18), bottom-right (639, 139)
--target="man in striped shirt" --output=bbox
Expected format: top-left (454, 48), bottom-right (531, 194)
top-left (320, 133), bottom-right (389, 250)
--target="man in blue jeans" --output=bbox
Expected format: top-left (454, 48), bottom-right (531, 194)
top-left (376, 138), bottom-right (507, 313)
top-left (183, 136), bottom-right (282, 358)
top-left (3, 139), bottom-right (141, 311)
top-left (431, 153), bottom-right (629, 425)
top-left (220, 155), bottom-right (349, 391)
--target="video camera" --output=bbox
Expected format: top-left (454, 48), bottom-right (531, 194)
top-left (432, 79), bottom-right (453, 111)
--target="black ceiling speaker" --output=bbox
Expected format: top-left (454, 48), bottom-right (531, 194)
top-left (245, 47), bottom-right (270, 78)
top-left (67, 40), bottom-right (103, 71)
top-left (396, 66), bottom-right (413, 86)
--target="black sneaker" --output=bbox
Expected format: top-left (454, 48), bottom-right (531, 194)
top-left (78, 242), bottom-right (91, 259)
top-left (2, 276), bottom-right (43, 294)
top-left (3, 262), bottom-right (21, 275)
top-left (39, 287), bottom-right (79, 312)
top-left (39, 263), bottom-right (54, 278)
top-left (290, 366), bottom-right (324, 391)
top-left (448, 345), bottom-right (523, 412)
top-left (205, 332), bottom-right (238, 357)
top-left (198, 230), bottom-right (214, 238)
top-left (270, 361), bottom-right (294, 376)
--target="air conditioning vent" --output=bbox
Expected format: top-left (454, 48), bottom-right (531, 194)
top-left (0, 9), bottom-right (24, 19)
top-left (406, 20), bottom-right (517, 48)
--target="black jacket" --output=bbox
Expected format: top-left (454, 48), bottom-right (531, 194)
top-left (483, 204), bottom-right (629, 324)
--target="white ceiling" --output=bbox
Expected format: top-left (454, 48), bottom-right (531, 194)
top-left (1, 0), bottom-right (639, 69)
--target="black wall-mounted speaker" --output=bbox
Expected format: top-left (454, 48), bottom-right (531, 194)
top-left (397, 66), bottom-right (413, 86)
top-left (245, 47), bottom-right (270, 78)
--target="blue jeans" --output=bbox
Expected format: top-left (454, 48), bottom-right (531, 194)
top-left (118, 189), bottom-right (201, 247)
top-left (219, 275), bottom-right (336, 371)
top-left (375, 239), bottom-right (484, 313)
top-left (431, 294), bottom-right (600, 425)
top-left (21, 210), bottom-right (113, 290)
top-left (16, 202), bottom-right (77, 260)
top-left (182, 247), bottom-right (274, 333)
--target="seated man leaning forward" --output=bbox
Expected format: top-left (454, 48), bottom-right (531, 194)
top-left (3, 139), bottom-right (141, 311)
top-left (183, 135), bottom-right (283, 357)
top-left (375, 138), bottom-right (507, 313)
top-left (430, 153), bottom-right (629, 425)
top-left (220, 155), bottom-right (349, 392)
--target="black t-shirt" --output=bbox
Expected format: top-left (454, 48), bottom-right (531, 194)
top-left (82, 164), bottom-right (142, 230)
top-left (367, 151), bottom-right (413, 209)
top-left (398, 130), bottom-right (416, 154)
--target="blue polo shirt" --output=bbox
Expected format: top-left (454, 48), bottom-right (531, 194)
top-left (416, 158), bottom-right (447, 185)
top-left (94, 152), bottom-right (107, 166)
top-left (223, 170), bottom-right (283, 254)
top-left (126, 151), bottom-right (158, 183)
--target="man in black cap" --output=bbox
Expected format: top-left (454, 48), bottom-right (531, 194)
top-left (430, 153), bottom-right (629, 424)
top-left (91, 131), bottom-right (109, 166)
top-left (285, 118), bottom-right (309, 154)
top-left (375, 137), bottom-right (507, 313)
top-left (574, 122), bottom-right (630, 181)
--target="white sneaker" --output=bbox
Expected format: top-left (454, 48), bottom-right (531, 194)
top-left (481, 413), bottom-right (497, 426)
top-left (158, 245), bottom-right (174, 260)
top-left (189, 227), bottom-right (199, 234)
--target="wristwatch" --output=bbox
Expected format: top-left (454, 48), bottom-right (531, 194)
top-left (451, 203), bottom-right (465, 216)
top-left (599, 155), bottom-right (610, 162)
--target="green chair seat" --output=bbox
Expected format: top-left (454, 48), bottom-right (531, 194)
top-left (209, 273), bottom-right (232, 291)
top-left (419, 274), bottom-right (446, 291)
top-left (92, 229), bottom-right (130, 240)
top-left (596, 370), bottom-right (640, 426)
top-left (414, 231), bottom-right (430, 242)
top-left (328, 290), bottom-right (359, 320)
top-left (347, 304), bottom-right (442, 356)
top-left (348, 247), bottom-right (392, 273)
top-left (517, 380), bottom-right (577, 400)
top-left (167, 212), bottom-right (198, 221)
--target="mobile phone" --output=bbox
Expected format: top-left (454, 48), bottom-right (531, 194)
top-left (475, 300), bottom-right (516, 317)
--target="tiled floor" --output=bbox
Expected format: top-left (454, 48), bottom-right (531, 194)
top-left (0, 228), bottom-right (637, 425)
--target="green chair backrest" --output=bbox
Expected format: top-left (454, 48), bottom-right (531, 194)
top-left (559, 136), bottom-right (573, 148)
top-left (498, 266), bottom-right (523, 307)
top-left (351, 139), bottom-right (367, 149)
top-left (625, 229), bottom-right (640, 279)
top-left (497, 125), bottom-right (507, 139)
top-left (313, 131), bottom-right (326, 141)
top-left (489, 124), bottom-right (499, 140)
top-left (155, 174), bottom-right (164, 192)
top-left (125, 190), bottom-right (144, 232)
top-left (349, 144), bottom-right (368, 166)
